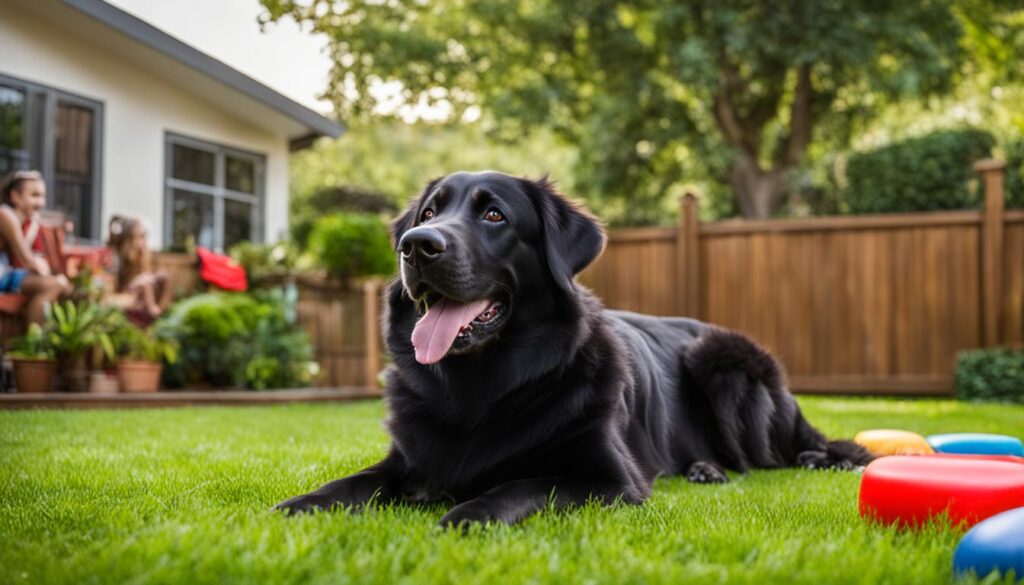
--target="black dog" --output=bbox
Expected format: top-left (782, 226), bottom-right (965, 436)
top-left (276, 171), bottom-right (873, 526)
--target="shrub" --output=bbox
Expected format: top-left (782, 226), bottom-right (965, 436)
top-left (954, 347), bottom-right (1024, 403)
top-left (291, 185), bottom-right (397, 249)
top-left (228, 240), bottom-right (301, 285)
top-left (308, 213), bottom-right (395, 281)
top-left (158, 291), bottom-right (316, 390)
top-left (845, 129), bottom-right (995, 214)
top-left (1004, 139), bottom-right (1024, 209)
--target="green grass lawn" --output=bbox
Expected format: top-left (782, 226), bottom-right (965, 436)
top-left (1, 397), bottom-right (1022, 585)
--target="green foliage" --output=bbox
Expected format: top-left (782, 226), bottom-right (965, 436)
top-left (262, 0), bottom-right (1008, 219)
top-left (228, 240), bottom-right (301, 285)
top-left (1004, 138), bottom-right (1024, 208)
top-left (955, 347), bottom-right (1024, 404)
top-left (8, 323), bottom-right (55, 359)
top-left (844, 129), bottom-right (995, 213)
top-left (307, 213), bottom-right (396, 281)
top-left (159, 291), bottom-right (315, 390)
top-left (43, 301), bottom-right (118, 364)
top-left (112, 321), bottom-right (179, 365)
top-left (290, 120), bottom-right (578, 223)
top-left (291, 184), bottom-right (397, 249)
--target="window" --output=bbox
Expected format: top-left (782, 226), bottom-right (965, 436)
top-left (0, 73), bottom-right (103, 239)
top-left (164, 134), bottom-right (264, 251)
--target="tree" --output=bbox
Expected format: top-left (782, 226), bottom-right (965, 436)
top-left (262, 0), bottom-right (1008, 220)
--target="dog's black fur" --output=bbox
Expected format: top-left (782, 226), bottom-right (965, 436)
top-left (276, 171), bottom-right (874, 526)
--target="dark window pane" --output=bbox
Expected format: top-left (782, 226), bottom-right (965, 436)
top-left (171, 189), bottom-right (214, 250)
top-left (171, 143), bottom-right (215, 185)
top-left (54, 102), bottom-right (95, 238)
top-left (223, 198), bottom-right (254, 249)
top-left (225, 155), bottom-right (255, 193)
top-left (0, 85), bottom-right (28, 174)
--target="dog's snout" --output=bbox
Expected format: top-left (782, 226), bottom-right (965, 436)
top-left (399, 226), bottom-right (448, 265)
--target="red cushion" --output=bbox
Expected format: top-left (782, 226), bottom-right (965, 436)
top-left (0, 294), bottom-right (27, 314)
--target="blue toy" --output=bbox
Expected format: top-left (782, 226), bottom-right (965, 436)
top-left (954, 506), bottom-right (1024, 579)
top-left (927, 433), bottom-right (1024, 457)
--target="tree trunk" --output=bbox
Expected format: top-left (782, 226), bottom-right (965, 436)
top-left (728, 154), bottom-right (787, 218)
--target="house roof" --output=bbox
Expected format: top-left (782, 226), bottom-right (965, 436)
top-left (62, 0), bottom-right (344, 146)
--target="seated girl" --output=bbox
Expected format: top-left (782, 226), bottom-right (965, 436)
top-left (0, 170), bottom-right (70, 325)
top-left (107, 214), bottom-right (169, 323)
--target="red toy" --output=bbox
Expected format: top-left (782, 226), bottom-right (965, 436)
top-left (859, 456), bottom-right (1024, 528)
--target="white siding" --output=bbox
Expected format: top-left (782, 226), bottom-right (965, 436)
top-left (0, 6), bottom-right (291, 247)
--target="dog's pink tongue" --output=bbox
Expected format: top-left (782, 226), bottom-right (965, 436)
top-left (411, 297), bottom-right (491, 364)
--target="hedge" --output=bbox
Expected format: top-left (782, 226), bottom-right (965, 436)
top-left (1004, 139), bottom-right (1024, 209)
top-left (308, 212), bottom-right (396, 281)
top-left (954, 346), bottom-right (1024, 403)
top-left (845, 129), bottom-right (995, 214)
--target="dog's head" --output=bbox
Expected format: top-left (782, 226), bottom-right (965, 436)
top-left (390, 171), bottom-right (605, 365)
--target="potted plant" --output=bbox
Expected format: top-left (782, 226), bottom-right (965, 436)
top-left (115, 323), bottom-right (179, 393)
top-left (45, 301), bottom-right (117, 392)
top-left (7, 323), bottom-right (58, 393)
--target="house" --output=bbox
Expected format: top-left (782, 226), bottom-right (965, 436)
top-left (0, 0), bottom-right (342, 250)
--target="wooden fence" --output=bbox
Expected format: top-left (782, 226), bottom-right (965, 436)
top-left (146, 159), bottom-right (1020, 394)
top-left (579, 160), bottom-right (1022, 395)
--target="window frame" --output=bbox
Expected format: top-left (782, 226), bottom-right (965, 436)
top-left (0, 71), bottom-right (104, 239)
top-left (163, 132), bottom-right (266, 251)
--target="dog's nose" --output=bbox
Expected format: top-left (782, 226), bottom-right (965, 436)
top-left (398, 226), bottom-right (447, 265)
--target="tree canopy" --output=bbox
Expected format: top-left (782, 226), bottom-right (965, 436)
top-left (263, 0), bottom-right (1022, 222)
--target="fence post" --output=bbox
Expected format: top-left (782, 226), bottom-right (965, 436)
top-left (677, 191), bottom-right (701, 318)
top-left (975, 159), bottom-right (1007, 347)
top-left (363, 278), bottom-right (382, 390)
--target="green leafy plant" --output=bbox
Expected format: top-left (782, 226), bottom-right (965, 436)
top-left (159, 291), bottom-right (315, 390)
top-left (113, 321), bottom-right (179, 365)
top-left (307, 213), bottom-right (395, 281)
top-left (44, 301), bottom-right (118, 366)
top-left (955, 346), bottom-right (1024, 403)
top-left (291, 184), bottom-right (397, 249)
top-left (845, 129), bottom-right (995, 214)
top-left (228, 240), bottom-right (303, 285)
top-left (8, 323), bottom-right (55, 359)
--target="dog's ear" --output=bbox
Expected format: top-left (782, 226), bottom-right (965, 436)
top-left (523, 176), bottom-right (605, 293)
top-left (390, 177), bottom-right (442, 249)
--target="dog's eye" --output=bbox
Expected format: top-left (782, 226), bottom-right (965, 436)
top-left (421, 208), bottom-right (435, 222)
top-left (483, 209), bottom-right (504, 223)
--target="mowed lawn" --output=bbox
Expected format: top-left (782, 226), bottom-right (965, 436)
top-left (2, 397), bottom-right (1022, 585)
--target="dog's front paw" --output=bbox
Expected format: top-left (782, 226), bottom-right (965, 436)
top-left (797, 450), bottom-right (862, 471)
top-left (438, 498), bottom-right (503, 529)
top-left (686, 461), bottom-right (729, 484)
top-left (274, 492), bottom-right (335, 516)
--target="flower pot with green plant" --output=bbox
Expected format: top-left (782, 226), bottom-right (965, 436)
top-left (114, 322), bottom-right (178, 393)
top-left (44, 301), bottom-right (118, 392)
top-left (8, 323), bottom-right (58, 393)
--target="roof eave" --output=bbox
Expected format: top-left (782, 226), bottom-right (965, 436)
top-left (62, 0), bottom-right (344, 140)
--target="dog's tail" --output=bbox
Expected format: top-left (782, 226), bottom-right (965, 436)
top-left (682, 327), bottom-right (874, 471)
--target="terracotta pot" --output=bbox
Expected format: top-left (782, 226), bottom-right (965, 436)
top-left (62, 357), bottom-right (91, 393)
top-left (118, 360), bottom-right (163, 393)
top-left (11, 357), bottom-right (58, 393)
top-left (89, 371), bottom-right (120, 394)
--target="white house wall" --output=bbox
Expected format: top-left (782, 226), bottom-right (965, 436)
top-left (0, 6), bottom-right (291, 247)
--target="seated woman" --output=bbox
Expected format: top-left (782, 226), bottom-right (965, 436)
top-left (0, 170), bottom-right (70, 325)
top-left (107, 214), bottom-right (169, 323)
